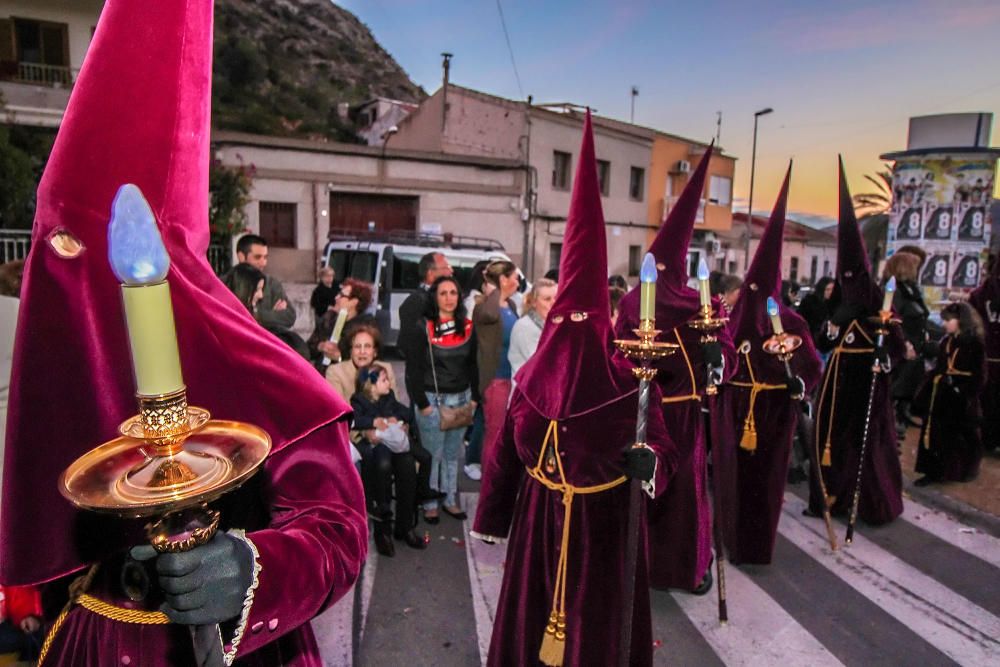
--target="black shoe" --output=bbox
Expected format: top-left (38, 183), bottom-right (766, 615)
top-left (787, 467), bottom-right (807, 485)
top-left (442, 505), bottom-right (467, 520)
top-left (395, 529), bottom-right (427, 550)
top-left (801, 507), bottom-right (822, 518)
top-left (913, 476), bottom-right (936, 487)
top-left (423, 509), bottom-right (440, 525)
top-left (374, 529), bottom-right (395, 557)
top-left (691, 568), bottom-right (713, 596)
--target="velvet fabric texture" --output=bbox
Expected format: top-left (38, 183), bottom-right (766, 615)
top-left (474, 112), bottom-right (679, 665)
top-left (968, 261), bottom-right (1000, 451)
top-left (835, 157), bottom-right (882, 313)
top-left (714, 169), bottom-right (822, 563)
top-left (474, 389), bottom-right (675, 666)
top-left (807, 167), bottom-right (902, 524)
top-left (1, 1), bottom-right (367, 663)
top-left (914, 334), bottom-right (987, 482)
top-left (615, 143), bottom-right (736, 590)
top-left (515, 112), bottom-right (641, 422)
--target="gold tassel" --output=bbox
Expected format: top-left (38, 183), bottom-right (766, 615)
top-left (539, 612), bottom-right (566, 666)
top-left (821, 441), bottom-right (832, 467)
top-left (739, 420), bottom-right (757, 451)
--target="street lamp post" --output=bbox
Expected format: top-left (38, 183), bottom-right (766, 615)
top-left (744, 107), bottom-right (773, 272)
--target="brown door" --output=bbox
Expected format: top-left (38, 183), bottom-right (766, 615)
top-left (328, 193), bottom-right (418, 235)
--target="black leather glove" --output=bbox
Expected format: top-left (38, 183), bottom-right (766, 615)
top-left (702, 340), bottom-right (723, 369)
top-left (131, 531), bottom-right (254, 626)
top-left (623, 445), bottom-right (656, 483)
top-left (785, 375), bottom-right (805, 400)
top-left (874, 347), bottom-right (890, 371)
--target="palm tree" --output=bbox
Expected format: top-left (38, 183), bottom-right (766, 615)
top-left (853, 163), bottom-right (893, 215)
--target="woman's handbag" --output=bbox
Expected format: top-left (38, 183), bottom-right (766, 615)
top-left (428, 330), bottom-right (475, 431)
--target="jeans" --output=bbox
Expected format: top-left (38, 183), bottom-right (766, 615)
top-left (465, 404), bottom-right (485, 466)
top-left (415, 389), bottom-right (471, 509)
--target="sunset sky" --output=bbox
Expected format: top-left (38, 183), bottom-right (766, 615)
top-left (337, 0), bottom-right (1000, 225)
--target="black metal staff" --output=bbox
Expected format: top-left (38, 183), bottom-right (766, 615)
top-left (845, 316), bottom-right (890, 544)
top-left (614, 255), bottom-right (676, 666)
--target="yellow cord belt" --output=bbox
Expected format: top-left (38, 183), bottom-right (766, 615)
top-left (922, 344), bottom-right (973, 449)
top-left (661, 328), bottom-right (702, 404)
top-left (38, 565), bottom-right (171, 665)
top-left (814, 320), bottom-right (875, 468)
top-left (526, 420), bottom-right (626, 667)
top-left (729, 347), bottom-right (785, 452)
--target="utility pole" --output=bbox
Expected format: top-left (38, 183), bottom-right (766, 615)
top-left (441, 52), bottom-right (453, 133)
top-left (744, 107), bottom-right (774, 272)
top-left (715, 111), bottom-right (722, 146)
top-left (630, 85), bottom-right (639, 124)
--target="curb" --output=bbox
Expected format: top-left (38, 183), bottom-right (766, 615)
top-left (903, 480), bottom-right (1000, 539)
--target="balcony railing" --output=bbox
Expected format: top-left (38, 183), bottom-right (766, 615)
top-left (1, 230), bottom-right (233, 278)
top-left (0, 61), bottom-right (77, 87)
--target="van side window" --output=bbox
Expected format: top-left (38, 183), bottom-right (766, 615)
top-left (392, 255), bottom-right (421, 290)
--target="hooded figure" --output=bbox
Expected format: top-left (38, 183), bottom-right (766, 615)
top-left (0, 2), bottom-right (366, 664)
top-left (472, 112), bottom-right (677, 667)
top-left (615, 145), bottom-right (736, 592)
top-left (807, 159), bottom-right (904, 525)
top-left (968, 254), bottom-right (1000, 453)
top-left (714, 166), bottom-right (822, 564)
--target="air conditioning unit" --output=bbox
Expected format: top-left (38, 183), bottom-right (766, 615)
top-left (705, 239), bottom-right (721, 255)
top-left (673, 160), bottom-right (691, 174)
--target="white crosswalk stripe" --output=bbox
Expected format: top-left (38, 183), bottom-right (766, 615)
top-left (901, 495), bottom-right (1000, 568)
top-left (780, 493), bottom-right (1000, 665)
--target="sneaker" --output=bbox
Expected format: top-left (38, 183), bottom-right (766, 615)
top-left (464, 463), bottom-right (482, 481)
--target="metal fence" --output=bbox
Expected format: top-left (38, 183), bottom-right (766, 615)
top-left (1, 229), bottom-right (233, 277)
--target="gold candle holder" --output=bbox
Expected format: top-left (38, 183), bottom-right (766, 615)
top-left (687, 305), bottom-right (729, 395)
top-left (614, 318), bottom-right (679, 375)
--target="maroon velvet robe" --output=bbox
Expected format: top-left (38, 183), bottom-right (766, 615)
top-left (716, 312), bottom-right (822, 564)
top-left (473, 382), bottom-right (677, 666)
top-left (808, 317), bottom-right (904, 524)
top-left (914, 334), bottom-right (987, 482)
top-left (968, 278), bottom-right (1000, 451)
top-left (615, 298), bottom-right (736, 590)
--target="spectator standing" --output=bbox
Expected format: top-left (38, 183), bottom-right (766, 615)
top-left (461, 260), bottom-right (492, 480)
top-left (913, 302), bottom-right (987, 485)
top-left (405, 276), bottom-right (479, 522)
top-left (797, 277), bottom-right (839, 347)
top-left (781, 279), bottom-right (801, 308)
top-left (716, 274), bottom-right (743, 316)
top-left (473, 261), bottom-right (520, 471)
top-left (508, 278), bottom-right (557, 377)
top-left (608, 274), bottom-right (629, 290)
top-left (308, 278), bottom-right (375, 368)
top-left (228, 233), bottom-right (296, 331)
top-left (608, 285), bottom-right (626, 328)
top-left (310, 266), bottom-right (340, 318)
top-left (0, 584), bottom-right (43, 661)
top-left (223, 263), bottom-right (309, 359)
top-left (398, 252), bottom-right (452, 360)
top-left (968, 253), bottom-right (1000, 452)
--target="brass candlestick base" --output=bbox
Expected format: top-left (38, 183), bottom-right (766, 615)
top-left (59, 388), bottom-right (271, 553)
top-left (614, 319), bottom-right (679, 371)
top-left (687, 305), bottom-right (728, 395)
top-left (763, 332), bottom-right (803, 361)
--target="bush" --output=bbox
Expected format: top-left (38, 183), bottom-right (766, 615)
top-left (208, 158), bottom-right (254, 241)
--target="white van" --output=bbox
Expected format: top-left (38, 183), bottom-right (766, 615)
top-left (320, 230), bottom-right (522, 349)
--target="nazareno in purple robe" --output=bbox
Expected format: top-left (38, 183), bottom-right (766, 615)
top-left (473, 112), bottom-right (679, 667)
top-left (0, 3), bottom-right (367, 664)
top-left (914, 333), bottom-right (987, 482)
top-left (714, 167), bottom-right (822, 564)
top-left (968, 260), bottom-right (1000, 451)
top-left (615, 145), bottom-right (736, 591)
top-left (806, 159), bottom-right (903, 525)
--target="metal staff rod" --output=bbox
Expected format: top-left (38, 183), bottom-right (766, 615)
top-left (614, 254), bottom-right (676, 665)
top-left (689, 259), bottom-right (729, 624)
top-left (846, 279), bottom-right (896, 545)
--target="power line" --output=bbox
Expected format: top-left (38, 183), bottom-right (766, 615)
top-left (495, 0), bottom-right (525, 99)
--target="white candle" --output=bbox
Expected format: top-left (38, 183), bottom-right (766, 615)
top-left (639, 253), bottom-right (657, 321)
top-left (882, 275), bottom-right (896, 313)
top-left (766, 296), bottom-right (784, 335)
top-left (697, 258), bottom-right (711, 308)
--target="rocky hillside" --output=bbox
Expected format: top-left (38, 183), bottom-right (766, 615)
top-left (213, 0), bottom-right (425, 142)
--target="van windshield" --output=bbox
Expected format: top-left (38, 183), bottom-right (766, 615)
top-left (328, 250), bottom-right (378, 283)
top-left (392, 252), bottom-right (493, 292)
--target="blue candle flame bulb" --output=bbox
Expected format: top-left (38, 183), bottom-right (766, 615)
top-left (697, 258), bottom-right (710, 281)
top-left (767, 296), bottom-right (779, 316)
top-left (108, 184), bottom-right (170, 285)
top-left (885, 276), bottom-right (896, 293)
top-left (640, 253), bottom-right (657, 283)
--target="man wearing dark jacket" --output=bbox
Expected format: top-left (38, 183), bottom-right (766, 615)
top-left (230, 233), bottom-right (297, 331)
top-left (397, 252), bottom-right (452, 358)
